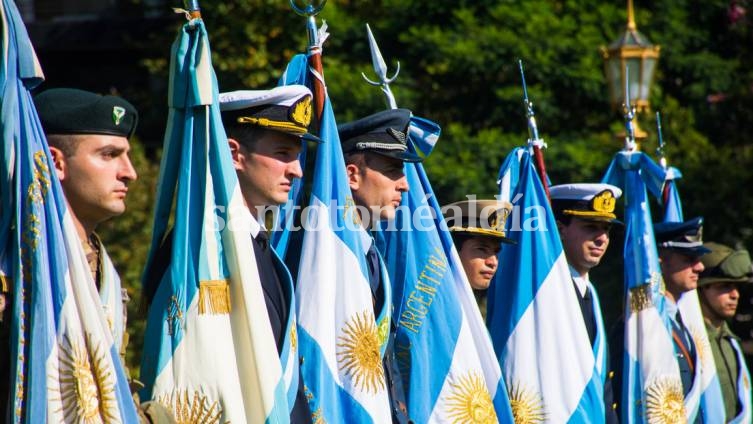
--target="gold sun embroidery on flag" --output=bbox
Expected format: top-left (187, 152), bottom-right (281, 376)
top-left (644, 377), bottom-right (686, 423)
top-left (629, 283), bottom-right (652, 313)
top-left (157, 389), bottom-right (222, 424)
top-left (507, 381), bottom-right (546, 424)
top-left (291, 324), bottom-right (298, 351)
top-left (689, 326), bottom-right (710, 367)
top-left (445, 371), bottom-right (497, 424)
top-left (50, 333), bottom-right (118, 423)
top-left (337, 310), bottom-right (385, 394)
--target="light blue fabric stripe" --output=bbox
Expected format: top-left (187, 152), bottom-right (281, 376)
top-left (298, 328), bottom-right (375, 423)
top-left (3, 0), bottom-right (137, 420)
top-left (377, 127), bottom-right (458, 421)
top-left (488, 147), bottom-right (560, 349)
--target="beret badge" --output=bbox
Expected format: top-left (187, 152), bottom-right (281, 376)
top-left (112, 106), bottom-right (126, 126)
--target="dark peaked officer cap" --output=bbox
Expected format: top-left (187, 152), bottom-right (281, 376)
top-left (654, 217), bottom-right (711, 257)
top-left (338, 108), bottom-right (422, 163)
top-left (219, 85), bottom-right (321, 143)
top-left (34, 88), bottom-right (138, 138)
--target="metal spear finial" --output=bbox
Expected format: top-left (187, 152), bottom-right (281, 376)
top-left (622, 66), bottom-right (637, 152)
top-left (519, 59), bottom-right (544, 149)
top-left (656, 111), bottom-right (667, 169)
top-left (361, 24), bottom-right (400, 110)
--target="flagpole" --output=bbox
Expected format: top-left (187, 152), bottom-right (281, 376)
top-left (519, 60), bottom-right (551, 199)
top-left (290, 0), bottom-right (328, 126)
top-left (655, 111), bottom-right (673, 207)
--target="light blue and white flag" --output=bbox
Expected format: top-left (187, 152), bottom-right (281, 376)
top-left (728, 338), bottom-right (752, 424)
top-left (602, 151), bottom-right (685, 423)
top-left (488, 146), bottom-right (605, 422)
top-left (1, 0), bottom-right (137, 421)
top-left (658, 166), bottom-right (725, 422)
top-left (138, 17), bottom-right (289, 423)
top-left (280, 52), bottom-right (392, 422)
top-left (376, 117), bottom-right (514, 423)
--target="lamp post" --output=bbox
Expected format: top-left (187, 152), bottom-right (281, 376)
top-left (601, 0), bottom-right (660, 141)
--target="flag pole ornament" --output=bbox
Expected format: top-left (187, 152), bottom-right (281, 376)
top-left (361, 24), bottom-right (400, 110)
top-left (362, 25), bottom-right (515, 423)
top-left (519, 59), bottom-right (551, 198)
top-left (622, 66), bottom-right (638, 152)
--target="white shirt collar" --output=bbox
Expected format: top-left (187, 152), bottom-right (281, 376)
top-left (242, 207), bottom-right (265, 238)
top-left (569, 265), bottom-right (589, 297)
top-left (358, 226), bottom-right (374, 253)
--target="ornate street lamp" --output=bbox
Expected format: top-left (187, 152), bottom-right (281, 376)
top-left (601, 0), bottom-right (660, 140)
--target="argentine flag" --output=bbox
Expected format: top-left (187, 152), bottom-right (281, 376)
top-left (658, 167), bottom-right (725, 422)
top-left (377, 117), bottom-right (514, 423)
top-left (488, 146), bottom-right (606, 422)
top-left (138, 18), bottom-right (289, 423)
top-left (2, 0), bottom-right (137, 421)
top-left (281, 52), bottom-right (392, 422)
top-left (602, 151), bottom-right (685, 424)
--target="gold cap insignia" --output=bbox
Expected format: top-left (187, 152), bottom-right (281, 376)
top-left (489, 208), bottom-right (510, 235)
top-left (290, 95), bottom-right (313, 128)
top-left (591, 190), bottom-right (616, 214)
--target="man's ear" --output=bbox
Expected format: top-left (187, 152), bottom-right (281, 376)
top-left (346, 163), bottom-right (361, 191)
top-left (228, 138), bottom-right (244, 171)
top-left (49, 146), bottom-right (67, 181)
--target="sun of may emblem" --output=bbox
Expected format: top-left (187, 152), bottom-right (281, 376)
top-left (507, 381), bottom-right (546, 424)
top-left (157, 389), bottom-right (222, 424)
top-left (445, 372), bottom-right (497, 424)
top-left (337, 310), bottom-right (385, 394)
top-left (50, 333), bottom-right (118, 423)
top-left (645, 377), bottom-right (686, 423)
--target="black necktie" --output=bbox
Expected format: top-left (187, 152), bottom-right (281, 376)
top-left (254, 230), bottom-right (287, 352)
top-left (366, 241), bottom-right (380, 296)
top-left (574, 281), bottom-right (596, 345)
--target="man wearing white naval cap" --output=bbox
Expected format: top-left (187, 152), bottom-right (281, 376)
top-left (550, 183), bottom-right (622, 424)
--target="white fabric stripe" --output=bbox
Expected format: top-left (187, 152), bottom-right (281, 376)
top-left (203, 111), bottom-right (221, 280)
top-left (152, 185), bottom-right (285, 422)
top-left (502, 253), bottom-right (593, 422)
top-left (729, 339), bottom-right (751, 424)
top-left (625, 292), bottom-right (683, 418)
top-left (295, 198), bottom-right (391, 419)
top-left (47, 210), bottom-right (124, 422)
top-left (678, 290), bottom-right (717, 420)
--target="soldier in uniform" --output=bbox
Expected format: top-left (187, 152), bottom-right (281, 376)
top-left (698, 242), bottom-right (752, 421)
top-left (550, 183), bottom-right (621, 424)
top-left (31, 88), bottom-right (173, 423)
top-left (338, 108), bottom-right (420, 423)
top-left (654, 216), bottom-right (710, 422)
top-left (442, 199), bottom-right (515, 314)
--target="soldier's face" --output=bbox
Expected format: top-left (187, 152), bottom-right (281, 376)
top-left (51, 135), bottom-right (137, 230)
top-left (233, 133), bottom-right (303, 210)
top-left (700, 282), bottom-right (740, 320)
top-left (458, 237), bottom-right (501, 290)
top-left (660, 251), bottom-right (705, 298)
top-left (348, 154), bottom-right (408, 224)
top-left (558, 217), bottom-right (611, 275)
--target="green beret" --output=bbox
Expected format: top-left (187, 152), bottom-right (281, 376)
top-left (699, 242), bottom-right (753, 287)
top-left (34, 88), bottom-right (138, 138)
